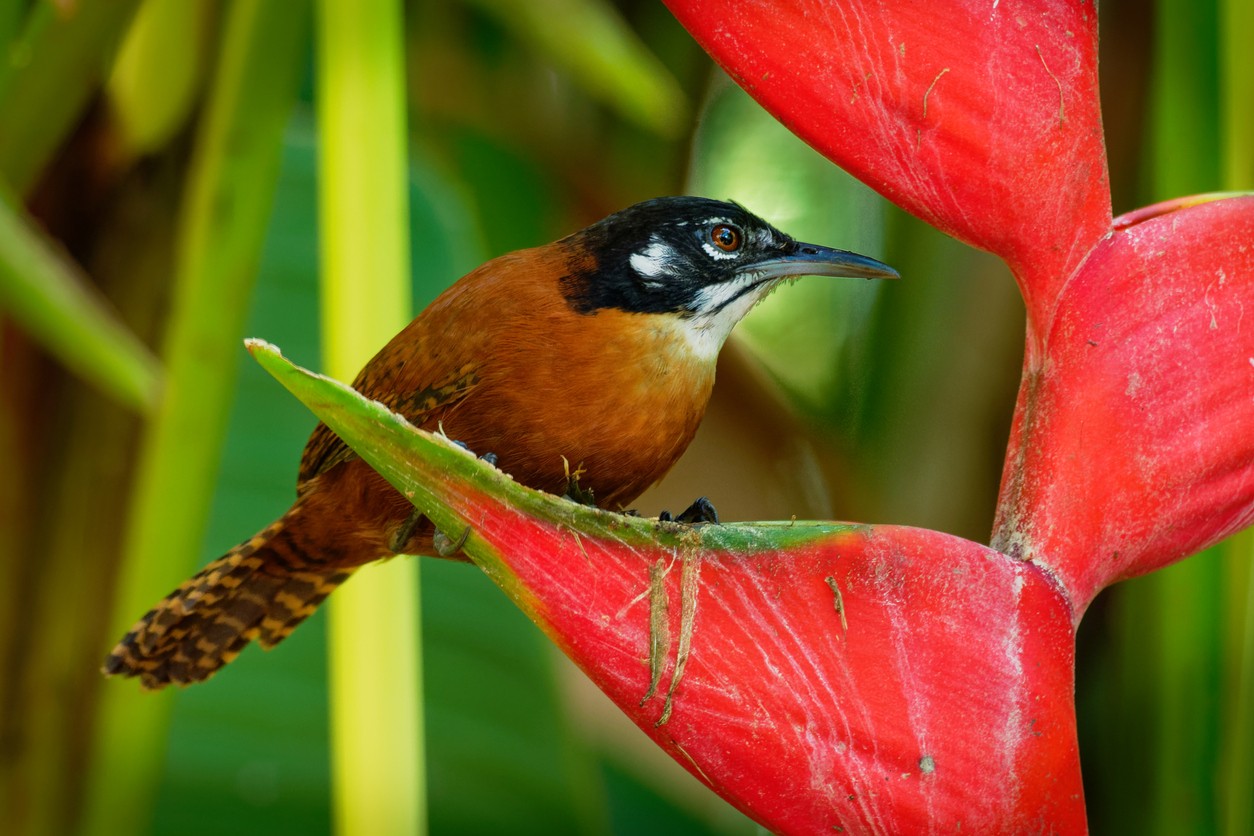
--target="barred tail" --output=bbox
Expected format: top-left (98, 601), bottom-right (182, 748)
top-left (103, 515), bottom-right (352, 689)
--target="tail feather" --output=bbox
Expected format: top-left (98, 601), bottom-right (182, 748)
top-left (255, 569), bottom-right (345, 647)
top-left (103, 518), bottom-right (352, 689)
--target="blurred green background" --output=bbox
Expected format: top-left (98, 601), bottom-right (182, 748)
top-left (0, 0), bottom-right (1249, 834)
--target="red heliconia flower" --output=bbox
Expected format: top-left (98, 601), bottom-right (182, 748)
top-left (255, 1), bottom-right (1254, 832)
top-left (663, 0), bottom-right (1254, 611)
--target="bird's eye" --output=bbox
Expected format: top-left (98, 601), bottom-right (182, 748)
top-left (709, 224), bottom-right (742, 252)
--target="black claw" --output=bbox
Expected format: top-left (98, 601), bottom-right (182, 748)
top-left (433, 524), bottom-right (472, 557)
top-left (673, 497), bottom-right (719, 525)
top-left (658, 510), bottom-right (672, 522)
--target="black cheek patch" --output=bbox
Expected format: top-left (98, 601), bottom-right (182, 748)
top-left (559, 257), bottom-right (700, 316)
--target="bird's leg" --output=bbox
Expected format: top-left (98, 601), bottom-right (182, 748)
top-left (659, 496), bottom-right (719, 525)
top-left (395, 444), bottom-right (492, 557)
top-left (389, 507), bottom-right (425, 554)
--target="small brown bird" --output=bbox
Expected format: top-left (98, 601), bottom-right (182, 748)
top-left (104, 196), bottom-right (897, 688)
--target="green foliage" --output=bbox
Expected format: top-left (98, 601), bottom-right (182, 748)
top-left (0, 0), bottom-right (143, 193)
top-left (464, 0), bottom-right (686, 136)
top-left (0, 190), bottom-right (158, 411)
top-left (106, 0), bottom-right (214, 157)
top-left (83, 4), bottom-right (310, 835)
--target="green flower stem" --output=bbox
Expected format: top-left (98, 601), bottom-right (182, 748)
top-left (0, 189), bottom-right (159, 412)
top-left (314, 2), bottom-right (424, 834)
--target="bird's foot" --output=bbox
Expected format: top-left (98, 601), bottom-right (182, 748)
top-left (433, 524), bottom-right (472, 557)
top-left (659, 497), bottom-right (719, 525)
top-left (451, 440), bottom-right (499, 467)
top-left (393, 442), bottom-right (493, 556)
top-left (561, 457), bottom-right (597, 507)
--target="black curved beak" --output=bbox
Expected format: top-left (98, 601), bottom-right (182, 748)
top-left (749, 242), bottom-right (900, 281)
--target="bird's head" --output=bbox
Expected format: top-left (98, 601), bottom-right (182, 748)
top-left (560, 196), bottom-right (898, 358)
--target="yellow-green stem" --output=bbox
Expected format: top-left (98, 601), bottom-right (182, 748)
top-left (1217, 1), bottom-right (1254, 829)
top-left (315, 1), bottom-right (424, 834)
top-left (1220, 0), bottom-right (1253, 191)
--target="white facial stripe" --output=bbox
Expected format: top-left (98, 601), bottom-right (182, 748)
top-left (629, 235), bottom-right (674, 280)
top-left (692, 275), bottom-right (753, 312)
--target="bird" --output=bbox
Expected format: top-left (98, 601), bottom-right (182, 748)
top-left (103, 196), bottom-right (898, 689)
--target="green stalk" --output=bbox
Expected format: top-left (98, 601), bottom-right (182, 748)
top-left (0, 188), bottom-right (159, 411)
top-left (1147, 0), bottom-right (1220, 199)
top-left (1220, 0), bottom-right (1254, 191)
top-left (1218, 532), bottom-right (1254, 834)
top-left (0, 1), bottom-right (26, 59)
top-left (80, 3), bottom-right (309, 834)
top-left (1217, 1), bottom-right (1254, 830)
top-left (106, 0), bottom-right (215, 159)
top-left (464, 0), bottom-right (685, 136)
top-left (0, 0), bottom-right (143, 194)
top-left (314, 2), bottom-right (424, 835)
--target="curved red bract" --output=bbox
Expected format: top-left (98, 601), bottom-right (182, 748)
top-left (460, 500), bottom-right (1084, 834)
top-left (994, 196), bottom-right (1254, 613)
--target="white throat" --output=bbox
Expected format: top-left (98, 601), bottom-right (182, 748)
top-left (675, 278), bottom-right (776, 360)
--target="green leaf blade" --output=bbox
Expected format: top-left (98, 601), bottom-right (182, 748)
top-left (0, 193), bottom-right (159, 411)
